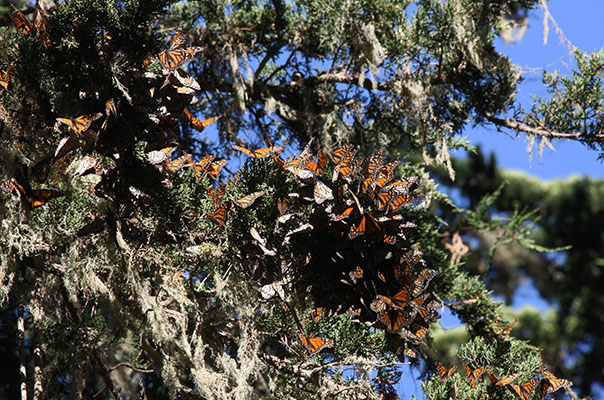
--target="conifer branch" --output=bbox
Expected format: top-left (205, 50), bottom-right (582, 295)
top-left (484, 111), bottom-right (604, 139)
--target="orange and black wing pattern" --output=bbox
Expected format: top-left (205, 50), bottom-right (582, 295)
top-left (436, 362), bottom-right (457, 383)
top-left (508, 379), bottom-right (539, 400)
top-left (57, 113), bottom-right (103, 134)
top-left (299, 334), bottom-right (333, 354)
top-left (207, 203), bottom-right (229, 226)
top-left (464, 364), bottom-right (487, 388)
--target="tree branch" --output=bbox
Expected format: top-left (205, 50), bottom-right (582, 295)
top-left (484, 112), bottom-right (604, 139)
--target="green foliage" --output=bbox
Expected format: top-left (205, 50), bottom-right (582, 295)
top-left (0, 0), bottom-right (593, 399)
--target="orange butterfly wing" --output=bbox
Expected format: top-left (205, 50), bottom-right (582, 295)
top-left (299, 334), bottom-right (333, 354)
top-left (233, 191), bottom-right (264, 209)
top-left (57, 113), bottom-right (103, 134)
top-left (464, 364), bottom-right (487, 388)
top-left (207, 204), bottom-right (229, 226)
top-left (508, 379), bottom-right (539, 400)
top-left (436, 362), bottom-right (457, 383)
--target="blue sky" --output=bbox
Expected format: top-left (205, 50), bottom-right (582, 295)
top-left (400, 2), bottom-right (604, 398)
top-left (464, 0), bottom-right (604, 180)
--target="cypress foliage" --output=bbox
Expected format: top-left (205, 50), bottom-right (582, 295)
top-left (0, 0), bottom-right (593, 399)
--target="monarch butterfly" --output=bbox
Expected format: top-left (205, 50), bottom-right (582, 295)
top-left (75, 155), bottom-right (103, 176)
top-left (495, 318), bottom-right (518, 340)
top-left (372, 190), bottom-right (393, 210)
top-left (314, 180), bottom-right (333, 205)
top-left (538, 370), bottom-right (572, 397)
top-left (360, 150), bottom-right (386, 191)
top-left (57, 113), bottom-right (103, 134)
top-left (184, 155), bottom-right (216, 180)
top-left (157, 32), bottom-right (201, 70)
top-left (208, 184), bottom-right (226, 206)
top-left (299, 334), bottom-right (334, 354)
top-left (409, 269), bottom-right (437, 297)
top-left (183, 108), bottom-right (219, 132)
top-left (0, 69), bottom-right (11, 90)
top-left (408, 325), bottom-right (429, 342)
top-left (232, 144), bottom-right (283, 158)
top-left (378, 309), bottom-right (413, 332)
top-left (105, 99), bottom-right (117, 118)
top-left (508, 379), bottom-right (539, 400)
top-left (302, 149), bottom-right (328, 175)
top-left (348, 266), bottom-right (364, 283)
top-left (10, 5), bottom-right (34, 33)
top-left (387, 288), bottom-right (413, 310)
top-left (370, 296), bottom-right (388, 314)
top-left (163, 153), bottom-right (192, 174)
top-left (464, 364), bottom-right (487, 388)
top-left (332, 150), bottom-right (358, 183)
top-left (329, 145), bottom-right (354, 164)
top-left (207, 203), bottom-right (229, 226)
top-left (404, 348), bottom-right (416, 358)
top-left (416, 301), bottom-right (440, 323)
top-left (207, 159), bottom-right (227, 179)
top-left (234, 191), bottom-right (264, 209)
top-left (487, 369), bottom-right (521, 386)
top-left (1, 178), bottom-right (63, 209)
top-left (436, 362), bottom-right (457, 382)
top-left (277, 198), bottom-right (288, 216)
top-left (349, 212), bottom-right (380, 239)
top-left (148, 146), bottom-right (177, 165)
top-left (169, 69), bottom-right (201, 91)
top-left (387, 192), bottom-right (413, 212)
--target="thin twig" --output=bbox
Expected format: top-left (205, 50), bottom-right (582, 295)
top-left (484, 112), bottom-right (604, 139)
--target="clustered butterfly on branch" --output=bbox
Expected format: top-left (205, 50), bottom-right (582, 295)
top-left (435, 348), bottom-right (572, 400)
top-left (1, 21), bottom-right (220, 218)
top-left (233, 141), bottom-right (441, 358)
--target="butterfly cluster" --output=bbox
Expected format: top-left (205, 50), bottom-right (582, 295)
top-left (1, 29), bottom-right (219, 214)
top-left (435, 349), bottom-right (572, 400)
top-left (9, 1), bottom-right (50, 48)
top-left (236, 142), bottom-right (441, 349)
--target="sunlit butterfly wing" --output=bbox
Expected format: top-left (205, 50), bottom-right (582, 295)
top-left (404, 348), bottom-right (416, 358)
top-left (437, 362), bottom-right (457, 383)
top-left (27, 188), bottom-right (64, 208)
top-left (464, 364), bottom-right (487, 389)
top-left (157, 49), bottom-right (190, 70)
top-left (10, 5), bottom-right (33, 33)
top-left (148, 146), bottom-right (177, 165)
top-left (170, 69), bottom-right (201, 91)
top-left (349, 213), bottom-right (380, 239)
top-left (314, 180), bottom-right (333, 205)
top-left (370, 297), bottom-right (388, 314)
top-left (183, 108), bottom-right (219, 132)
top-left (232, 144), bottom-right (283, 159)
top-left (508, 379), bottom-right (539, 400)
top-left (163, 153), bottom-right (192, 174)
top-left (207, 159), bottom-right (227, 179)
top-left (487, 369), bottom-right (522, 386)
top-left (330, 145), bottom-right (354, 164)
top-left (207, 203), bottom-right (229, 226)
top-left (234, 190), bottom-right (264, 209)
top-left (539, 370), bottom-right (572, 397)
top-left (299, 334), bottom-right (334, 354)
top-left (57, 113), bottom-right (103, 134)
top-left (348, 266), bottom-right (364, 284)
top-left (410, 268), bottom-right (437, 297)
top-left (185, 155), bottom-right (216, 180)
top-left (0, 70), bottom-right (10, 90)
